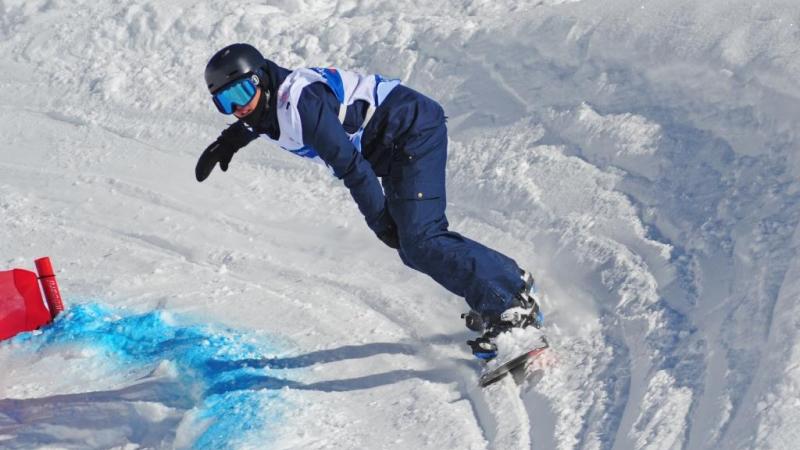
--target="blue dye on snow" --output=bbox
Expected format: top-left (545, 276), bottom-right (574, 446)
top-left (12, 302), bottom-right (292, 449)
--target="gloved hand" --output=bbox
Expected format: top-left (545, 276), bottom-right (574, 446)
top-left (376, 222), bottom-right (400, 249)
top-left (195, 140), bottom-right (236, 182)
top-left (195, 122), bottom-right (257, 182)
top-left (371, 209), bottom-right (400, 249)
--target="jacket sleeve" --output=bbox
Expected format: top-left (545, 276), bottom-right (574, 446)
top-left (221, 120), bottom-right (260, 148)
top-left (296, 85), bottom-right (391, 234)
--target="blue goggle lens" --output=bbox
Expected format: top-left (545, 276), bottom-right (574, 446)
top-left (212, 78), bottom-right (257, 114)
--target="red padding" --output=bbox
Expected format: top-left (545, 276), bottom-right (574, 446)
top-left (0, 269), bottom-right (52, 341)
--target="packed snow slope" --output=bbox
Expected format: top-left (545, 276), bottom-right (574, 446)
top-left (2, 0), bottom-right (800, 449)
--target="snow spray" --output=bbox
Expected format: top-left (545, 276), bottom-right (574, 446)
top-left (35, 257), bottom-right (64, 319)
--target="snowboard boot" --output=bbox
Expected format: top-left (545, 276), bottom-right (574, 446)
top-left (517, 269), bottom-right (544, 329)
top-left (467, 270), bottom-right (544, 360)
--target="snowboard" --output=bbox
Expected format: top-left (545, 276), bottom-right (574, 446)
top-left (479, 335), bottom-right (549, 387)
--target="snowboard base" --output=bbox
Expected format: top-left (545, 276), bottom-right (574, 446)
top-left (479, 336), bottom-right (549, 387)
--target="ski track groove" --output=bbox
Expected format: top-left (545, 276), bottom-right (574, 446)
top-left (3, 1), bottom-right (800, 448)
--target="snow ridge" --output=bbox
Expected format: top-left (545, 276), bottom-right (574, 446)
top-left (2, 0), bottom-right (800, 448)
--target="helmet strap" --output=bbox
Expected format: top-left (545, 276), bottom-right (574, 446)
top-left (253, 67), bottom-right (269, 89)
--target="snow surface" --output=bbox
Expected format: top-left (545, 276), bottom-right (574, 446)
top-left (1, 0), bottom-right (799, 449)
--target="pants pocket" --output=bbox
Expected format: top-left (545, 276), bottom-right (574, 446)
top-left (389, 178), bottom-right (444, 201)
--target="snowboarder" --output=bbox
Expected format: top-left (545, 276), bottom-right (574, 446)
top-left (196, 43), bottom-right (543, 360)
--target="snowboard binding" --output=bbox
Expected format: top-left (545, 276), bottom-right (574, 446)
top-left (461, 310), bottom-right (484, 332)
top-left (464, 270), bottom-right (544, 361)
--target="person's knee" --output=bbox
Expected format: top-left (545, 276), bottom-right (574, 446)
top-left (397, 232), bottom-right (432, 265)
top-left (397, 226), bottom-right (458, 268)
top-left (389, 196), bottom-right (449, 265)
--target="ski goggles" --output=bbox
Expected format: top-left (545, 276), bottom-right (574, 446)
top-left (212, 76), bottom-right (258, 115)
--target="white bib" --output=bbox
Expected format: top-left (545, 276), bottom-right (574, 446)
top-left (258, 67), bottom-right (400, 164)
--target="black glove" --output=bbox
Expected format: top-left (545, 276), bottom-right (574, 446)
top-left (195, 122), bottom-right (257, 182)
top-left (369, 206), bottom-right (400, 250)
top-left (376, 223), bottom-right (400, 249)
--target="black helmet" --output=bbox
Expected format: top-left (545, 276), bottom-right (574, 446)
top-left (205, 43), bottom-right (266, 94)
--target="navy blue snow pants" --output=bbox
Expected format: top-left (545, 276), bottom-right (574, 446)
top-left (382, 122), bottom-right (525, 317)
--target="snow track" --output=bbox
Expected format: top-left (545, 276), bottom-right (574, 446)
top-left (2, 0), bottom-right (800, 449)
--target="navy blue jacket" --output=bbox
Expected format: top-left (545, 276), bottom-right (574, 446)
top-left (233, 61), bottom-right (446, 235)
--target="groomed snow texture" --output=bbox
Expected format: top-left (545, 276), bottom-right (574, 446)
top-left (1, 0), bottom-right (799, 449)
